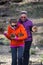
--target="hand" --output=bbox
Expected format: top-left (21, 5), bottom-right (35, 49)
top-left (32, 26), bottom-right (37, 32)
top-left (4, 31), bottom-right (7, 35)
top-left (14, 37), bottom-right (19, 40)
top-left (4, 31), bottom-right (7, 33)
top-left (10, 34), bottom-right (16, 39)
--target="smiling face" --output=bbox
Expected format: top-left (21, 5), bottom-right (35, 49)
top-left (20, 14), bottom-right (27, 22)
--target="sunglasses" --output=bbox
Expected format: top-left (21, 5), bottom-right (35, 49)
top-left (21, 16), bottom-right (26, 18)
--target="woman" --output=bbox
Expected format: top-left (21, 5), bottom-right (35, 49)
top-left (18, 11), bottom-right (37, 65)
top-left (4, 19), bottom-right (27, 65)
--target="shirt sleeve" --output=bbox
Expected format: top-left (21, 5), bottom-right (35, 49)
top-left (4, 26), bottom-right (11, 40)
top-left (29, 20), bottom-right (34, 31)
top-left (18, 24), bottom-right (27, 40)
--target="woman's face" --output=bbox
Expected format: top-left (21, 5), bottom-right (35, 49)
top-left (20, 14), bottom-right (27, 22)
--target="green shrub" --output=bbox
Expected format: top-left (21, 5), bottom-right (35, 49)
top-left (0, 34), bottom-right (10, 46)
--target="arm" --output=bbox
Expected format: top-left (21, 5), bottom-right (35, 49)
top-left (4, 33), bottom-right (11, 40)
top-left (17, 24), bottom-right (27, 40)
top-left (29, 20), bottom-right (37, 32)
top-left (4, 26), bottom-right (11, 40)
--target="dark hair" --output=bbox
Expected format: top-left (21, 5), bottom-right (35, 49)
top-left (10, 19), bottom-right (17, 24)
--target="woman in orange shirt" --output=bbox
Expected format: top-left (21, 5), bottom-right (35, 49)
top-left (4, 19), bottom-right (27, 65)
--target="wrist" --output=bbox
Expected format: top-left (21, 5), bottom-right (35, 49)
top-left (14, 37), bottom-right (19, 40)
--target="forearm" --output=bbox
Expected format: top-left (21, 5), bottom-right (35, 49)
top-left (4, 33), bottom-right (11, 40)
